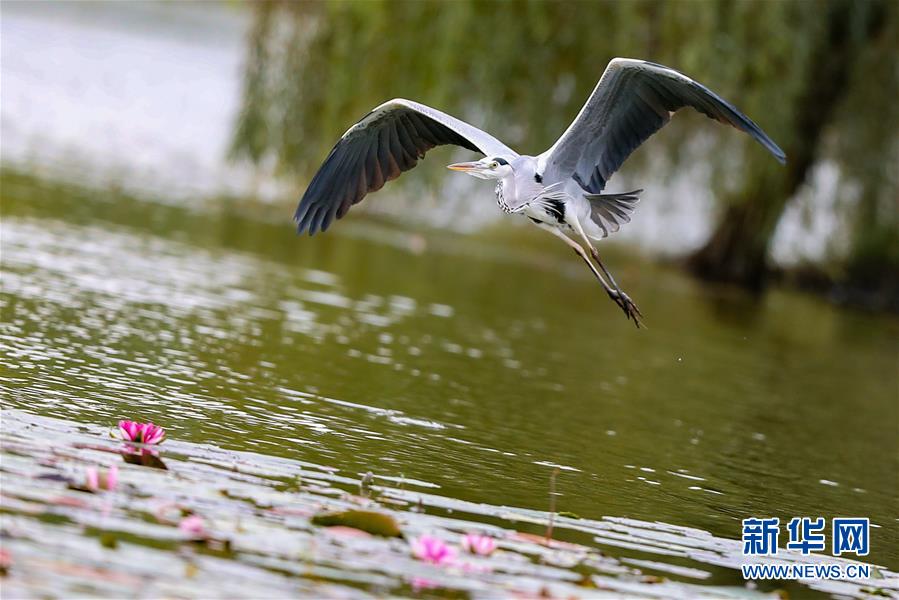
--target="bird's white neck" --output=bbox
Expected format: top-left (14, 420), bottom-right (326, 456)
top-left (498, 172), bottom-right (516, 198)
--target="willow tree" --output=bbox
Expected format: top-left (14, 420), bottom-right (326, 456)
top-left (231, 0), bottom-right (898, 305)
top-left (688, 0), bottom-right (897, 295)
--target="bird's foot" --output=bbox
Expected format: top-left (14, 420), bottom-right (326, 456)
top-left (607, 289), bottom-right (644, 328)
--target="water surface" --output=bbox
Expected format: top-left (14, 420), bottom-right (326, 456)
top-left (1, 169), bottom-right (898, 596)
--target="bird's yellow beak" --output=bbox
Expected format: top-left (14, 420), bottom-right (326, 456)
top-left (447, 161), bottom-right (481, 172)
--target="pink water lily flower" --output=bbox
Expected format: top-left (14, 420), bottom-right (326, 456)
top-left (106, 464), bottom-right (119, 490)
top-left (461, 533), bottom-right (496, 556)
top-left (411, 535), bottom-right (456, 565)
top-left (410, 576), bottom-right (438, 591)
top-left (84, 464), bottom-right (118, 492)
top-left (85, 467), bottom-right (99, 491)
top-left (118, 420), bottom-right (166, 445)
top-left (179, 515), bottom-right (209, 540)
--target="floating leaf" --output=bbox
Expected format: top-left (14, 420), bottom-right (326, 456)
top-left (311, 510), bottom-right (402, 538)
top-left (512, 531), bottom-right (585, 551)
top-left (121, 450), bottom-right (167, 470)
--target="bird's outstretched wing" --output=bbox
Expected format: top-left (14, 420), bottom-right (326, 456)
top-left (295, 99), bottom-right (517, 235)
top-left (537, 58), bottom-right (786, 193)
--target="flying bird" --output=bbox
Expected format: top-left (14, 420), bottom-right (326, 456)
top-left (294, 58), bottom-right (785, 326)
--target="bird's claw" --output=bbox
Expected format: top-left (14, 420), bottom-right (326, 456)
top-left (608, 289), bottom-right (643, 328)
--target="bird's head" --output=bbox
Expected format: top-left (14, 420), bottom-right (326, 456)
top-left (447, 157), bottom-right (513, 180)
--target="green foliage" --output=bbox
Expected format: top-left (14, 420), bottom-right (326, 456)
top-left (830, 2), bottom-right (899, 289)
top-left (231, 0), bottom-right (812, 175)
top-left (233, 0), bottom-right (796, 173)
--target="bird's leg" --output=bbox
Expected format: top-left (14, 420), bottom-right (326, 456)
top-left (568, 217), bottom-right (643, 327)
top-left (535, 224), bottom-right (616, 293)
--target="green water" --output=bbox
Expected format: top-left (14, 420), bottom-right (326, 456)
top-left (2, 167), bottom-right (898, 579)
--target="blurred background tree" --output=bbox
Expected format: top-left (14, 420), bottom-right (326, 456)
top-left (230, 0), bottom-right (898, 309)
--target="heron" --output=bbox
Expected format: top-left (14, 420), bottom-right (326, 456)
top-left (294, 58), bottom-right (785, 326)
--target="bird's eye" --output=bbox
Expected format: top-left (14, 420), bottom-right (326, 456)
top-left (490, 161), bottom-right (499, 169)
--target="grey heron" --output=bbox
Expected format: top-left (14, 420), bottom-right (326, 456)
top-left (294, 58), bottom-right (785, 326)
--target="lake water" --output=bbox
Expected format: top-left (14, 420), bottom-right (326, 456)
top-left (2, 168), bottom-right (897, 598)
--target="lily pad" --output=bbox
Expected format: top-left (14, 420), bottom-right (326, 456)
top-left (311, 510), bottom-right (402, 538)
top-left (121, 451), bottom-right (168, 470)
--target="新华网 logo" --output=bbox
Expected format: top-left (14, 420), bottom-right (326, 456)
top-left (740, 516), bottom-right (872, 581)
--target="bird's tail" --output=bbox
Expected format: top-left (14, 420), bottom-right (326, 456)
top-left (585, 189), bottom-right (642, 238)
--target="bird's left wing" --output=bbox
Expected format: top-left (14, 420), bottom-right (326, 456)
top-left (537, 58), bottom-right (785, 194)
top-left (295, 99), bottom-right (517, 235)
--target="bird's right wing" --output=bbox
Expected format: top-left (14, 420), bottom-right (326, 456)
top-left (537, 58), bottom-right (786, 194)
top-left (295, 99), bottom-right (517, 235)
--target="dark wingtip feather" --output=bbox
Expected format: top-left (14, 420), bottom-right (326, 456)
top-left (706, 84), bottom-right (787, 165)
top-left (296, 202), bottom-right (320, 236)
top-left (294, 199), bottom-right (312, 235)
top-left (739, 113), bottom-right (786, 164)
top-left (750, 129), bottom-right (786, 164)
top-left (744, 126), bottom-right (786, 164)
top-left (674, 74), bottom-right (786, 167)
top-left (772, 146), bottom-right (787, 165)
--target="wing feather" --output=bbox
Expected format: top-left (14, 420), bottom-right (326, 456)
top-left (403, 116), bottom-right (429, 156)
top-left (295, 99), bottom-right (517, 235)
top-left (382, 128), bottom-right (402, 182)
top-left (365, 139), bottom-right (383, 191)
top-left (410, 114), bottom-right (442, 145)
top-left (539, 58), bottom-right (785, 194)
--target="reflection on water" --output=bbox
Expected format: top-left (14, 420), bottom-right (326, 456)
top-left (2, 168), bottom-right (898, 596)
